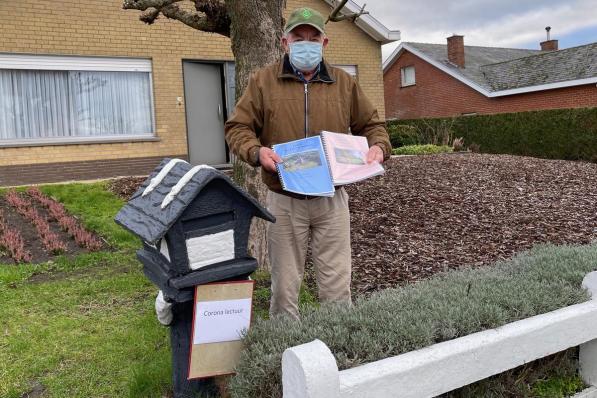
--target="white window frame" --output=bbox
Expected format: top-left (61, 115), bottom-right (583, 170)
top-left (0, 53), bottom-right (157, 147)
top-left (401, 65), bottom-right (416, 87)
top-left (333, 64), bottom-right (358, 78)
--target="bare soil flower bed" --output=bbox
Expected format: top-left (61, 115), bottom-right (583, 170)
top-left (0, 188), bottom-right (104, 264)
top-left (106, 154), bottom-right (597, 296)
top-left (346, 153), bottom-right (597, 294)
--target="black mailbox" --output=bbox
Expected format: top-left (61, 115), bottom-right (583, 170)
top-left (115, 158), bottom-right (275, 302)
top-left (115, 158), bottom-right (275, 397)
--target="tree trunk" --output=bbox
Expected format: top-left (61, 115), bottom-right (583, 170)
top-left (227, 0), bottom-right (285, 271)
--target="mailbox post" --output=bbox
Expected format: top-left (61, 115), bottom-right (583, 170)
top-left (115, 158), bottom-right (275, 397)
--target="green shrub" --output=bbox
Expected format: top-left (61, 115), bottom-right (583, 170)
top-left (387, 107), bottom-right (597, 162)
top-left (387, 123), bottom-right (421, 147)
top-left (392, 144), bottom-right (453, 155)
top-left (229, 243), bottom-right (597, 397)
top-left (416, 117), bottom-right (456, 146)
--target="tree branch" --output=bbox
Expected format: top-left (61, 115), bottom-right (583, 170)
top-left (326, 0), bottom-right (369, 23)
top-left (123, 0), bottom-right (230, 37)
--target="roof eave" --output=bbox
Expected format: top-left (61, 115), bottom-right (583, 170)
top-left (385, 43), bottom-right (597, 98)
top-left (490, 77), bottom-right (597, 97)
top-left (382, 43), bottom-right (405, 72)
top-left (322, 0), bottom-right (400, 44)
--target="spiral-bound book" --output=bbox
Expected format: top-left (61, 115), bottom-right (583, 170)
top-left (272, 131), bottom-right (385, 197)
top-left (272, 135), bottom-right (335, 197)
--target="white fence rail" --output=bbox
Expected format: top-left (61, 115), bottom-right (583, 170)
top-left (282, 272), bottom-right (597, 398)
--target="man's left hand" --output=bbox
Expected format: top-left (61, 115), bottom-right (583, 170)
top-left (366, 145), bottom-right (384, 164)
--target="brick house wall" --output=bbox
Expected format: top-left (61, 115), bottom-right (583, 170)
top-left (0, 0), bottom-right (386, 185)
top-left (384, 50), bottom-right (597, 120)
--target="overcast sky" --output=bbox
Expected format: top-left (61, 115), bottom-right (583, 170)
top-left (360, 0), bottom-right (597, 61)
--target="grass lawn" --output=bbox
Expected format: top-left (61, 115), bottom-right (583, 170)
top-left (0, 182), bottom-right (173, 397)
top-left (0, 174), bottom-right (594, 397)
top-left (0, 181), bottom-right (316, 397)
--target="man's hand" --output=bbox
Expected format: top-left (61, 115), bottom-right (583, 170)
top-left (259, 147), bottom-right (283, 173)
top-left (366, 145), bottom-right (384, 164)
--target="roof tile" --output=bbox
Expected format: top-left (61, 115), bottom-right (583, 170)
top-left (404, 41), bottom-right (597, 92)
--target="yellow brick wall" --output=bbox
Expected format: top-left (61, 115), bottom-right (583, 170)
top-left (0, 0), bottom-right (386, 167)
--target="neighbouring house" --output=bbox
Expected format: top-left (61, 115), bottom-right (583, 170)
top-left (0, 0), bottom-right (399, 186)
top-left (383, 33), bottom-right (597, 120)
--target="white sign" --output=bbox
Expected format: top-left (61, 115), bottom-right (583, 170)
top-left (193, 298), bottom-right (252, 345)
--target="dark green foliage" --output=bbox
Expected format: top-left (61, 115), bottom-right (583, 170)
top-left (229, 243), bottom-right (597, 397)
top-left (388, 107), bottom-right (597, 162)
top-left (387, 123), bottom-right (422, 147)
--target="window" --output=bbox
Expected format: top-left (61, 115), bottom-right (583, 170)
top-left (0, 54), bottom-right (155, 144)
top-left (333, 64), bottom-right (358, 78)
top-left (401, 65), bottom-right (415, 87)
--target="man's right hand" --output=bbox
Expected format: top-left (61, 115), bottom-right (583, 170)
top-left (259, 147), bottom-right (283, 173)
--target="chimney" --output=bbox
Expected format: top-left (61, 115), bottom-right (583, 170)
top-left (540, 26), bottom-right (558, 51)
top-left (447, 35), bottom-right (465, 68)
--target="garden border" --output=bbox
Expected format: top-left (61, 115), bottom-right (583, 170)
top-left (281, 271), bottom-right (597, 398)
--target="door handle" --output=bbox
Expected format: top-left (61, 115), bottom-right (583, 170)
top-left (218, 104), bottom-right (223, 119)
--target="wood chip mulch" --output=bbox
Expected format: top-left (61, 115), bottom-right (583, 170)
top-left (106, 154), bottom-right (597, 296)
top-left (106, 176), bottom-right (147, 200)
top-left (346, 153), bottom-right (597, 295)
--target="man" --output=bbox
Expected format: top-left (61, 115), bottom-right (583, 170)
top-left (225, 7), bottom-right (391, 319)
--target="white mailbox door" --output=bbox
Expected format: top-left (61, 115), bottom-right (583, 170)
top-left (186, 229), bottom-right (235, 270)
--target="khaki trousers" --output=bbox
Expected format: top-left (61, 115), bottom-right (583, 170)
top-left (266, 188), bottom-right (352, 319)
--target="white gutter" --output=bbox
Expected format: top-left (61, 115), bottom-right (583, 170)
top-left (384, 43), bottom-right (597, 98)
top-left (322, 0), bottom-right (400, 44)
top-left (491, 76), bottom-right (597, 97)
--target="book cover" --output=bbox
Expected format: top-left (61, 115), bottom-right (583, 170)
top-left (272, 136), bottom-right (335, 197)
top-left (321, 131), bottom-right (385, 185)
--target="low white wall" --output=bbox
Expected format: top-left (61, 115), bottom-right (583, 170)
top-left (282, 272), bottom-right (597, 398)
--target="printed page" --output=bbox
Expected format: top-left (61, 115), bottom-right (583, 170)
top-left (321, 131), bottom-right (385, 185)
top-left (272, 136), bottom-right (335, 196)
top-left (193, 298), bottom-right (252, 345)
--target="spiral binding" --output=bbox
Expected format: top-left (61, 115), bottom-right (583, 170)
top-left (271, 144), bottom-right (287, 190)
top-left (319, 132), bottom-right (336, 185)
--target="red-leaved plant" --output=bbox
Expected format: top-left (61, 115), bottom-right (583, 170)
top-left (26, 188), bottom-right (103, 251)
top-left (5, 190), bottom-right (67, 255)
top-left (0, 209), bottom-right (32, 263)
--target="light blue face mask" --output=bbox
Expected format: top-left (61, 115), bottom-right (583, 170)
top-left (289, 41), bottom-right (323, 72)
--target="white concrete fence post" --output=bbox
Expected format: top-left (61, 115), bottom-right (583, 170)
top-left (580, 271), bottom-right (597, 387)
top-left (282, 339), bottom-right (340, 398)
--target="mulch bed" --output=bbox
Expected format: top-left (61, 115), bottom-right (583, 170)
top-left (347, 153), bottom-right (597, 294)
top-left (105, 154), bottom-right (597, 296)
top-left (106, 176), bottom-right (147, 200)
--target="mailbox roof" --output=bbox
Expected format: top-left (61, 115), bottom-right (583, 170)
top-left (114, 158), bottom-right (275, 243)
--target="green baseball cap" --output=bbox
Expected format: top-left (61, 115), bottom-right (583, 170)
top-left (284, 7), bottom-right (326, 35)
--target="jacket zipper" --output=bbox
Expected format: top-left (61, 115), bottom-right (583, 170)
top-left (304, 83), bottom-right (309, 138)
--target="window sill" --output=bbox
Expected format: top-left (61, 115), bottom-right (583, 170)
top-left (401, 83), bottom-right (416, 88)
top-left (0, 135), bottom-right (161, 148)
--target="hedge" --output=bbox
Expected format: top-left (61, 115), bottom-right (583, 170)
top-left (229, 243), bottom-right (597, 397)
top-left (387, 107), bottom-right (597, 162)
top-left (392, 144), bottom-right (453, 155)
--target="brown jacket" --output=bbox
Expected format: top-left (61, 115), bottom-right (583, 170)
top-left (224, 54), bottom-right (391, 192)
